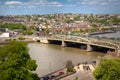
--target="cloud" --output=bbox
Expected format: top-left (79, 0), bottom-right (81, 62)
top-left (67, 0), bottom-right (72, 1)
top-left (78, 0), bottom-right (99, 5)
top-left (22, 0), bottom-right (63, 7)
top-left (27, 5), bottom-right (37, 8)
top-left (77, 0), bottom-right (120, 6)
top-left (5, 1), bottom-right (22, 5)
top-left (100, 2), bottom-right (108, 5)
top-left (108, 0), bottom-right (119, 2)
top-left (25, 0), bottom-right (47, 5)
top-left (50, 2), bottom-right (63, 7)
top-left (81, 0), bottom-right (104, 5)
top-left (3, 0), bottom-right (63, 9)
top-left (88, 1), bottom-right (98, 5)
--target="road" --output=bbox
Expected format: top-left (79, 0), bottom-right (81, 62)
top-left (60, 64), bottom-right (95, 80)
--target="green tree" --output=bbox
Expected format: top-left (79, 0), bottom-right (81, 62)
top-left (23, 29), bottom-right (33, 35)
top-left (0, 41), bottom-right (40, 80)
top-left (18, 36), bottom-right (24, 40)
top-left (0, 23), bottom-right (26, 30)
top-left (44, 28), bottom-right (50, 35)
top-left (91, 24), bottom-right (98, 28)
top-left (93, 58), bottom-right (120, 80)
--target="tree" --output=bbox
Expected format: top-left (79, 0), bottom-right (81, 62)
top-left (18, 36), bottom-right (24, 40)
top-left (0, 23), bottom-right (26, 30)
top-left (74, 77), bottom-right (79, 80)
top-left (23, 29), bottom-right (33, 35)
top-left (0, 41), bottom-right (40, 80)
top-left (44, 28), bottom-right (50, 35)
top-left (93, 58), bottom-right (120, 80)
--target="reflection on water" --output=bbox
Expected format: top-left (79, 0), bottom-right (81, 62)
top-left (28, 43), bottom-right (104, 76)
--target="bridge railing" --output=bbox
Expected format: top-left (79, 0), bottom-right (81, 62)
top-left (64, 36), bottom-right (88, 43)
top-left (91, 41), bottom-right (117, 49)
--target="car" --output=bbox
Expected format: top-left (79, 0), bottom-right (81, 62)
top-left (43, 76), bottom-right (49, 80)
top-left (59, 71), bottom-right (64, 75)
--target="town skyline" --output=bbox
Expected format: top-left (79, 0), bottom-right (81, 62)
top-left (0, 0), bottom-right (120, 15)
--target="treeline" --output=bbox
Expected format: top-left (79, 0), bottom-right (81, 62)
top-left (87, 15), bottom-right (120, 26)
top-left (0, 23), bottom-right (35, 35)
top-left (0, 23), bottom-right (26, 30)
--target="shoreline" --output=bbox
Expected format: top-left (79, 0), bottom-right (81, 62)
top-left (0, 40), bottom-right (36, 44)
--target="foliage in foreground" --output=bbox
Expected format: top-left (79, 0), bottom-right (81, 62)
top-left (93, 58), bottom-right (120, 80)
top-left (0, 41), bottom-right (40, 80)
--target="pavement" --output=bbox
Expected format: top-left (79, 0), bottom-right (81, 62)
top-left (60, 64), bottom-right (95, 80)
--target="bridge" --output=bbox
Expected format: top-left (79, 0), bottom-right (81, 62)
top-left (35, 34), bottom-right (120, 56)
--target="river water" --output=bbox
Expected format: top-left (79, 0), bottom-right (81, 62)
top-left (28, 43), bottom-right (105, 76)
top-left (93, 31), bottom-right (120, 38)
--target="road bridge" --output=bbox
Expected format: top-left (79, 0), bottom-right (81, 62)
top-left (36, 35), bottom-right (120, 56)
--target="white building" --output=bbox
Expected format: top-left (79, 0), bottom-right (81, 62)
top-left (0, 32), bottom-right (10, 38)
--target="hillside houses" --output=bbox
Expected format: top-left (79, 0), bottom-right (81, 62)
top-left (0, 14), bottom-right (120, 35)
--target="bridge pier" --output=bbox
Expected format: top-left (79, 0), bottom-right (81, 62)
top-left (61, 40), bottom-right (66, 47)
top-left (86, 44), bottom-right (92, 51)
top-left (40, 39), bottom-right (49, 44)
top-left (117, 49), bottom-right (120, 56)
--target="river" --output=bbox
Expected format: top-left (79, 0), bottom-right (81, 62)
top-left (93, 31), bottom-right (120, 38)
top-left (28, 43), bottom-right (105, 77)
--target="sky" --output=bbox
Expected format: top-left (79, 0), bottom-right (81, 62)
top-left (0, 0), bottom-right (120, 15)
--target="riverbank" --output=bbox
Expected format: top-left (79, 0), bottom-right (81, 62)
top-left (41, 62), bottom-right (96, 80)
top-left (0, 39), bottom-right (35, 45)
top-left (60, 63), bottom-right (95, 80)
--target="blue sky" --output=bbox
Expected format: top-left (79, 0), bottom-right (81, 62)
top-left (0, 0), bottom-right (120, 15)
